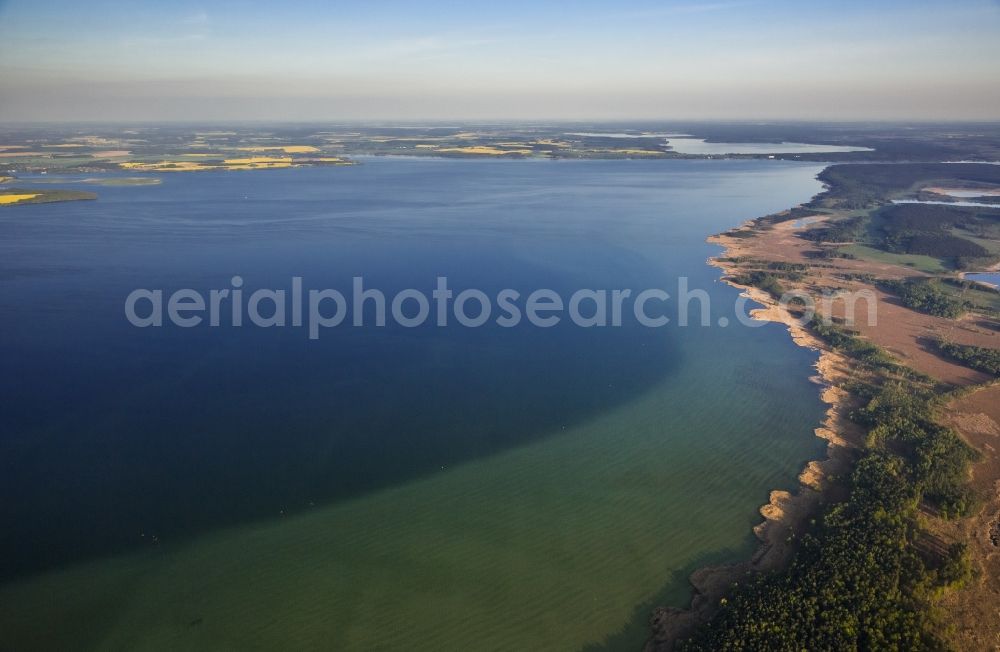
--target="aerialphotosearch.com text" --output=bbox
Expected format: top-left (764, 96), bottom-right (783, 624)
top-left (124, 276), bottom-right (878, 339)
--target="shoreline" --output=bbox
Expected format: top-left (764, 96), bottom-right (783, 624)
top-left (707, 244), bottom-right (856, 546)
top-left (958, 263), bottom-right (1000, 290)
top-left (645, 216), bottom-right (861, 650)
top-left (649, 160), bottom-right (1000, 648)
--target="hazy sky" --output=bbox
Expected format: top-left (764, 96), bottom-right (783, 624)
top-left (1, 0), bottom-right (999, 122)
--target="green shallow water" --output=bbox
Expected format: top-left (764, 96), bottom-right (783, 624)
top-left (1, 359), bottom-right (823, 651)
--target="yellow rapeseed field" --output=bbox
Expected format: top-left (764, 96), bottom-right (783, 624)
top-left (0, 193), bottom-right (40, 205)
top-left (235, 146), bottom-right (319, 153)
top-left (436, 146), bottom-right (533, 156)
top-left (606, 149), bottom-right (665, 156)
top-left (120, 161), bottom-right (211, 171)
top-left (222, 156), bottom-right (293, 165)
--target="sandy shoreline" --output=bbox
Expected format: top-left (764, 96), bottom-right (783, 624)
top-left (707, 246), bottom-right (857, 536)
top-left (645, 230), bottom-right (860, 650)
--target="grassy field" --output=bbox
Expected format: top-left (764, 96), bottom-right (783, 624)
top-left (955, 230), bottom-right (1000, 257)
top-left (838, 243), bottom-right (949, 273)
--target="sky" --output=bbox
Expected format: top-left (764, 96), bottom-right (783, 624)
top-left (1, 0), bottom-right (999, 122)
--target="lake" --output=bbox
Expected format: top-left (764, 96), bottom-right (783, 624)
top-left (0, 158), bottom-right (827, 650)
top-left (665, 138), bottom-right (872, 155)
top-left (965, 272), bottom-right (1000, 288)
top-left (893, 199), bottom-right (1000, 208)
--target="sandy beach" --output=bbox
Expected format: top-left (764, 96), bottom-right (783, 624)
top-left (645, 222), bottom-right (863, 649)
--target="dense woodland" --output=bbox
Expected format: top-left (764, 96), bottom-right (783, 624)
top-left (876, 204), bottom-right (996, 262)
top-left (802, 200), bottom-right (999, 269)
top-left (879, 279), bottom-right (968, 318)
top-left (935, 341), bottom-right (1000, 376)
top-left (815, 163), bottom-right (1000, 210)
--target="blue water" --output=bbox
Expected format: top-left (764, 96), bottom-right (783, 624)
top-left (966, 272), bottom-right (1000, 287)
top-left (665, 138), bottom-right (872, 155)
top-left (893, 199), bottom-right (1000, 208)
top-left (0, 158), bottom-right (828, 646)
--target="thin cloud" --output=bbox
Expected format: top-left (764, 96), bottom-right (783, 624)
top-left (120, 8), bottom-right (211, 48)
top-left (627, 0), bottom-right (759, 17)
top-left (182, 10), bottom-right (210, 26)
top-left (357, 35), bottom-right (499, 62)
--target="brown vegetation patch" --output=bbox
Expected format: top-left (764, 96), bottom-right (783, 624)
top-left (934, 385), bottom-right (1000, 651)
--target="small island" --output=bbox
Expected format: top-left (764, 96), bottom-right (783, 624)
top-left (0, 188), bottom-right (97, 206)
